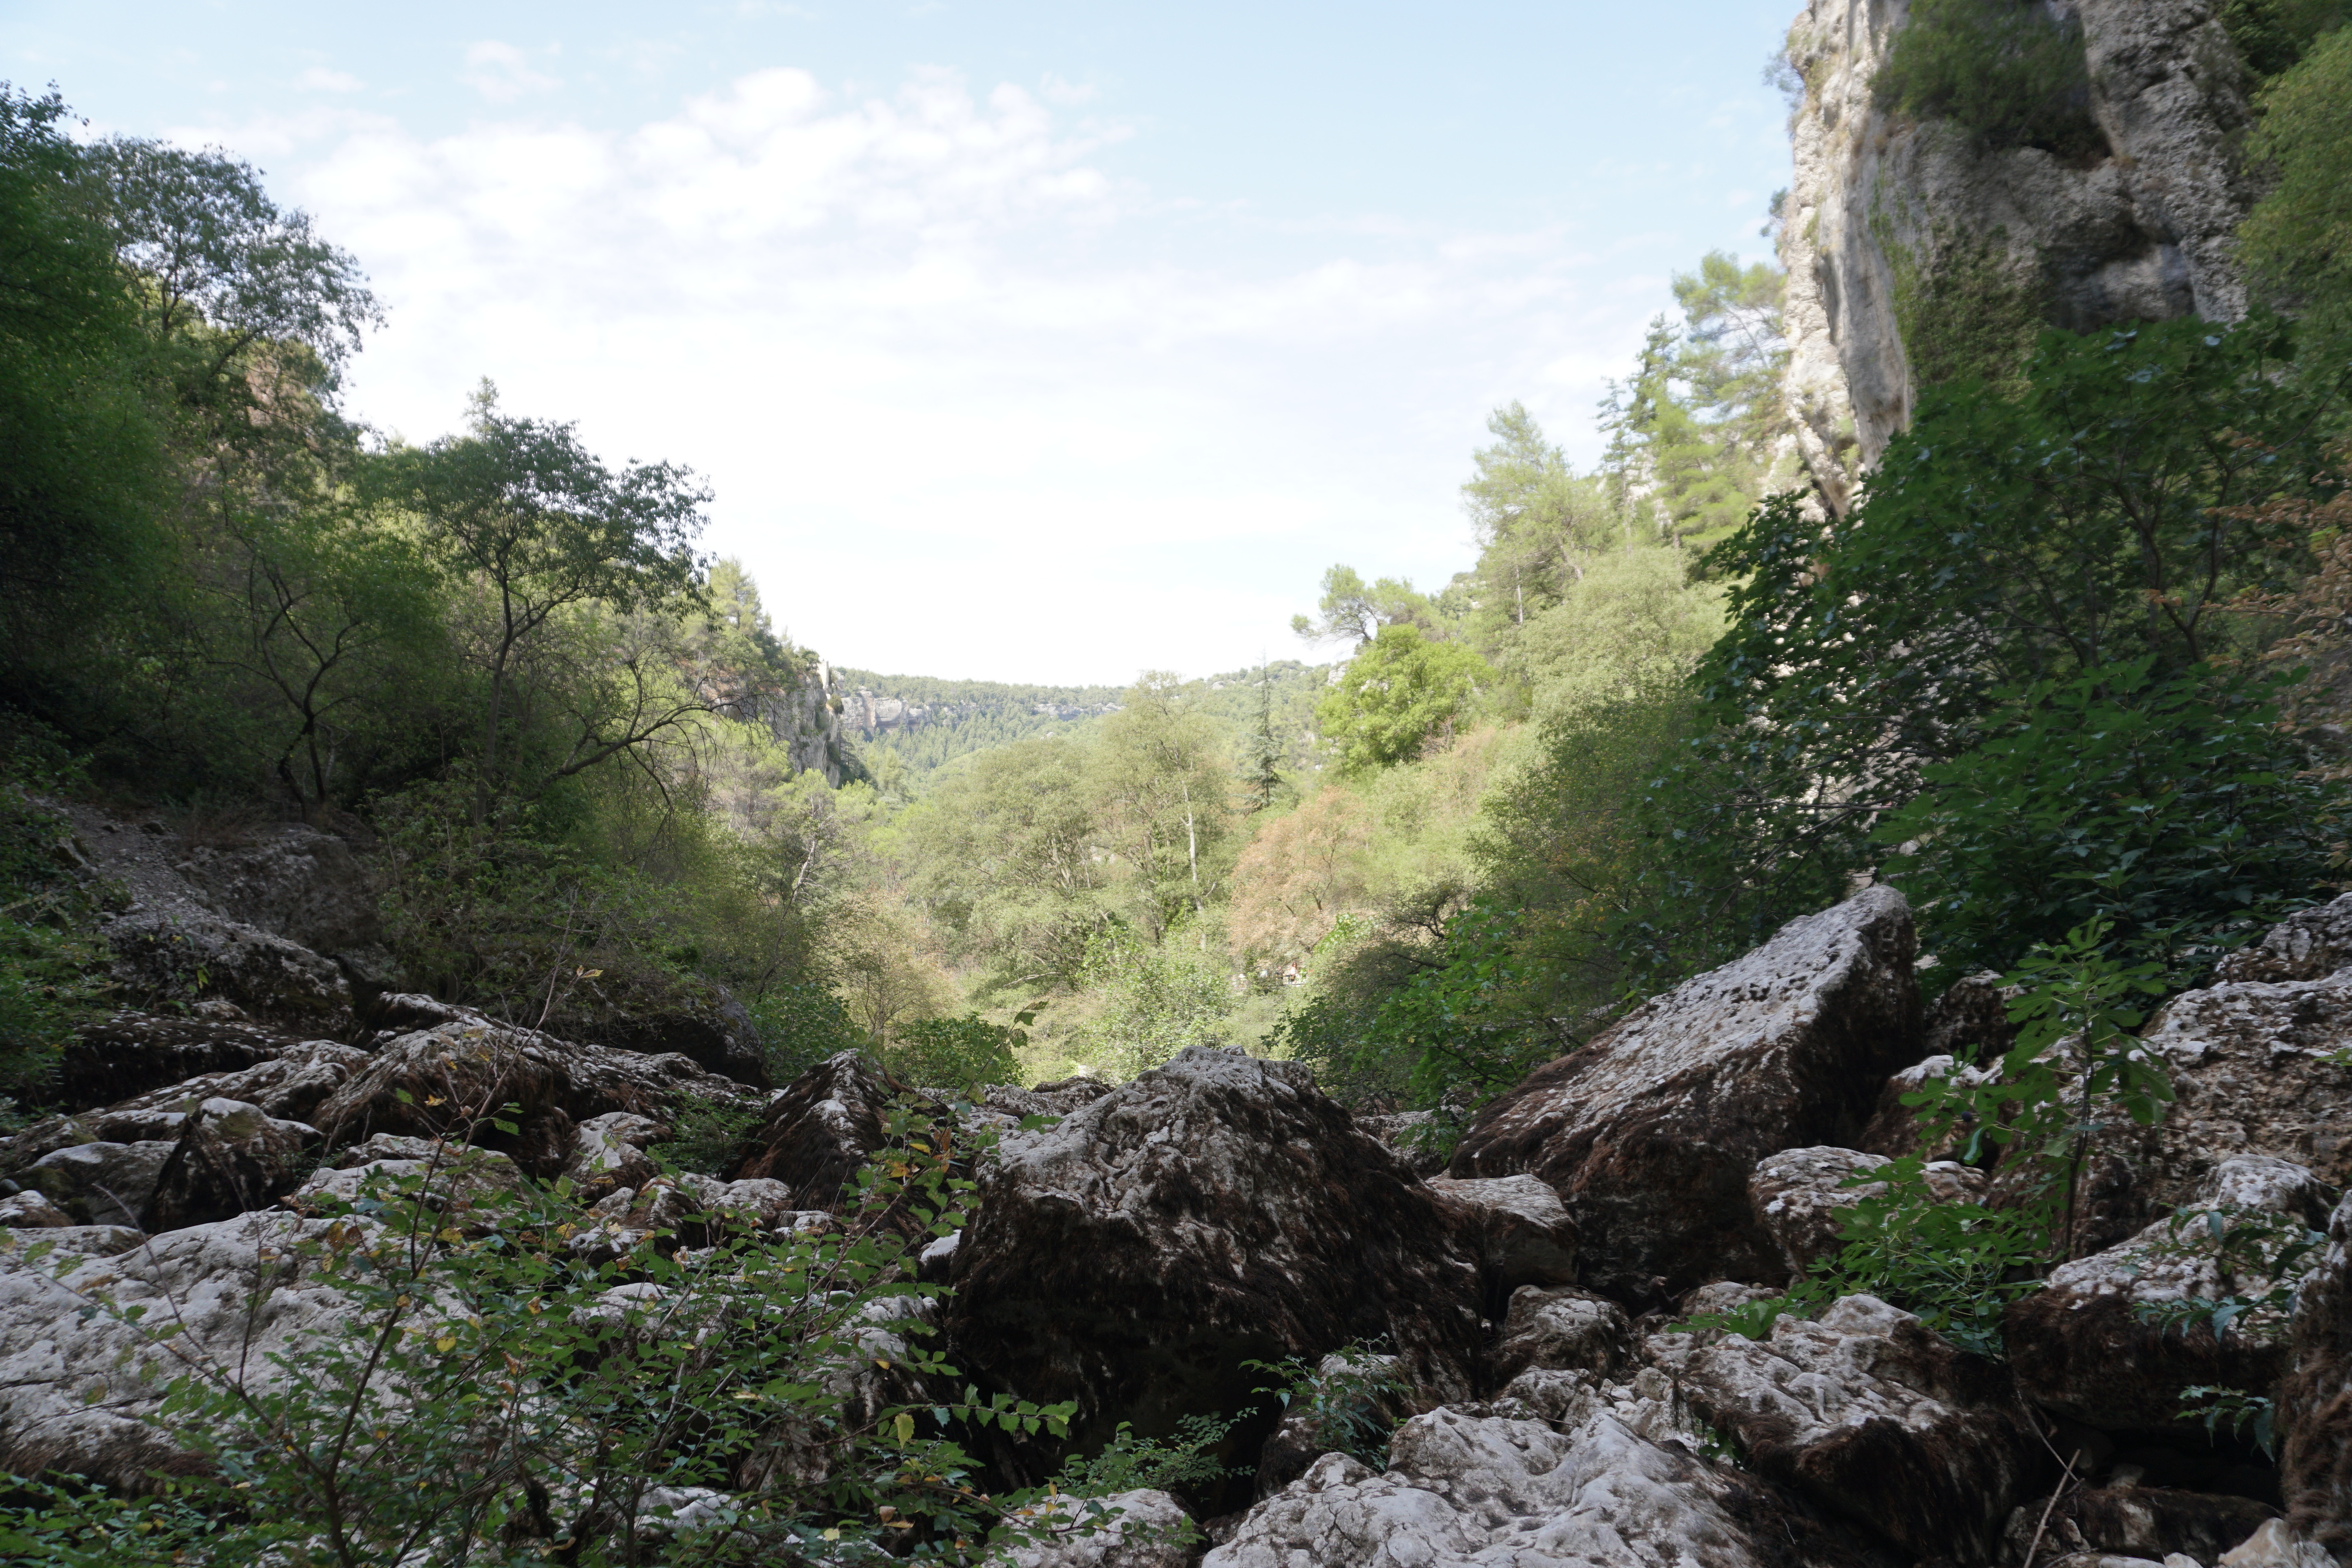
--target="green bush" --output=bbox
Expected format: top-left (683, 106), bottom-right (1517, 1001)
top-left (1880, 661), bottom-right (2337, 985)
top-left (887, 1012), bottom-right (1024, 1095)
top-left (1873, 0), bottom-right (2102, 154)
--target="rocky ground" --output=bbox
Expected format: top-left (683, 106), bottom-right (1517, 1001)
top-left (4, 807), bottom-right (2349, 1566)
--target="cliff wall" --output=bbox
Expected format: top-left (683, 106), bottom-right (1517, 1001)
top-left (1779, 0), bottom-right (2257, 510)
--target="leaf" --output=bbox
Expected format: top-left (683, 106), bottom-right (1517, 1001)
top-left (895, 1412), bottom-right (916, 1445)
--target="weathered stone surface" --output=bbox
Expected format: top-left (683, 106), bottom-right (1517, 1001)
top-left (1, 1041), bottom-right (366, 1178)
top-left (1859, 1051), bottom-right (2001, 1161)
top-left (1204, 1389), bottom-right (1871, 1568)
top-left (1427, 1174), bottom-right (1579, 1304)
top-left (565, 1111), bottom-right (666, 1195)
top-left (570, 1172), bottom-right (804, 1255)
top-left (2008, 1156), bottom-right (2331, 1434)
top-left (1357, 1112), bottom-right (1448, 1177)
top-left (287, 1144), bottom-right (524, 1214)
top-left (2219, 1518), bottom-right (2336, 1565)
top-left (984, 1076), bottom-right (1115, 1120)
top-left (1008, 1489), bottom-right (1195, 1568)
top-left (2217, 894), bottom-right (2352, 985)
top-left (102, 906), bottom-right (351, 1027)
top-left (166, 820), bottom-right (383, 957)
top-left (1749, 1145), bottom-right (1986, 1275)
top-left (46, 1011), bottom-right (306, 1114)
top-left (0, 1210), bottom-right (361, 1487)
top-left (2002, 1484), bottom-right (2278, 1567)
top-left (729, 1051), bottom-right (908, 1207)
top-left (947, 1047), bottom-right (1484, 1489)
top-left (312, 1014), bottom-right (758, 1176)
top-left (549, 975), bottom-right (770, 1088)
top-left (0, 1187), bottom-right (72, 1227)
top-left (1450, 888), bottom-right (1921, 1302)
top-left (1251, 1350), bottom-right (1411, 1500)
top-left (1487, 1284), bottom-right (1634, 1386)
top-left (21, 1141), bottom-right (176, 1228)
top-left (2280, 1189), bottom-right (2352, 1559)
top-left (1649, 1293), bottom-right (2045, 1563)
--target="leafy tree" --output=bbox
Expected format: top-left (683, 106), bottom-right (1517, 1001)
top-left (1872, 0), bottom-right (2102, 155)
top-left (1290, 564), bottom-right (1448, 648)
top-left (375, 385), bottom-right (712, 818)
top-left (888, 1011), bottom-right (1027, 1093)
top-left (1088, 673), bottom-right (1234, 938)
top-left (1317, 624), bottom-right (1491, 775)
top-left (1228, 785), bottom-right (1374, 965)
top-left (1460, 403), bottom-right (1622, 633)
top-left (1077, 925), bottom-right (1233, 1080)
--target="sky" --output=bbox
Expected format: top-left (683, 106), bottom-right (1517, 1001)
top-left (5, 1), bottom-right (1799, 685)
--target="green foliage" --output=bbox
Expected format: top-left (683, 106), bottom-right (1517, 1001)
top-left (1880, 661), bottom-right (2335, 983)
top-left (1078, 927), bottom-right (1232, 1081)
top-left (1317, 625), bottom-right (1491, 776)
top-left (1879, 222), bottom-right (2048, 394)
top-left (657, 1095), bottom-right (767, 1175)
top-left (2242, 26), bottom-right (2352, 357)
top-left (1242, 1344), bottom-right (1413, 1470)
top-left (1054, 1415), bottom-right (1244, 1499)
top-left (2176, 1387), bottom-right (2280, 1457)
top-left (1873, 0), bottom-right (2102, 153)
top-left (22, 1100), bottom-right (1132, 1564)
top-left (744, 979), bottom-right (872, 1084)
top-left (0, 737), bottom-right (108, 1094)
top-left (1291, 564), bottom-right (1448, 648)
top-left (2221, 0), bottom-right (2351, 81)
top-left (1689, 317), bottom-right (2340, 940)
top-left (0, 1478), bottom-right (225, 1565)
top-left (888, 1011), bottom-right (1026, 1094)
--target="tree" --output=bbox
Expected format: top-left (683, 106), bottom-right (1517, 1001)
top-left (376, 385), bottom-right (711, 818)
top-left (1244, 658), bottom-right (1287, 813)
top-left (1461, 402), bottom-right (1623, 634)
top-left (1228, 785), bottom-right (1374, 964)
top-left (2241, 25), bottom-right (2352, 357)
top-left (1090, 672), bottom-right (1234, 939)
top-left (1317, 624), bottom-right (1491, 775)
top-left (1291, 564), bottom-right (1446, 648)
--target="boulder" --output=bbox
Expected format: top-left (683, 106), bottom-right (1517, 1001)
top-left (1857, 1052), bottom-right (1999, 1161)
top-left (1449, 887), bottom-right (1922, 1302)
top-left (20, 1097), bottom-right (318, 1229)
top-left (2280, 1189), bottom-right (2352, 1558)
top-left (1, 1040), bottom-right (367, 1176)
top-left (946, 1047), bottom-right (1485, 1497)
top-left (1999, 1485), bottom-right (2278, 1567)
top-left (2216, 893), bottom-right (2352, 985)
top-left (980, 1076), bottom-right (1116, 1120)
top-left (1203, 1383), bottom-right (1875, 1568)
top-left (2007, 1156), bottom-right (2331, 1435)
top-left (729, 1051), bottom-right (911, 1208)
top-left (565, 1111), bottom-right (666, 1195)
top-left (166, 820), bottom-right (383, 957)
top-left (101, 906), bottom-right (350, 1027)
top-left (1426, 1174), bottom-right (1579, 1305)
top-left (287, 1144), bottom-right (525, 1215)
top-left (311, 1014), bottom-right (760, 1176)
top-left (549, 975), bottom-right (770, 1088)
top-left (570, 1172), bottom-right (804, 1256)
top-left (0, 1209), bottom-right (362, 1488)
top-left (1486, 1284), bottom-right (1635, 1386)
top-left (46, 1011), bottom-right (305, 1114)
top-left (1749, 1145), bottom-right (1986, 1275)
top-left (1357, 1112), bottom-right (1449, 1177)
top-left (1648, 1293), bottom-right (2046, 1564)
top-left (0, 1188), bottom-right (72, 1227)
top-left (2218, 1519), bottom-right (2337, 1565)
top-left (1008, 1489), bottom-right (1195, 1568)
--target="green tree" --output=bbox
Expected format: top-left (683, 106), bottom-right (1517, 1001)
top-left (1291, 564), bottom-right (1448, 648)
top-left (1090, 673), bottom-right (1235, 938)
top-left (2241, 25), bottom-right (2352, 357)
top-left (1317, 625), bottom-right (1491, 776)
top-left (375, 385), bottom-right (712, 818)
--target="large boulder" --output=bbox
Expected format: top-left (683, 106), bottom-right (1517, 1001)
top-left (166, 820), bottom-right (383, 957)
top-left (1996, 1483), bottom-right (2278, 1567)
top-left (729, 1051), bottom-right (909, 1208)
top-left (17, 1097), bottom-right (317, 1229)
top-left (2280, 1189), bottom-right (2352, 1557)
top-left (1203, 1375), bottom-right (1877, 1568)
top-left (101, 906), bottom-right (350, 1027)
top-left (0, 1210), bottom-right (360, 1488)
top-left (45, 1011), bottom-right (307, 1114)
top-left (1856, 1052), bottom-right (1998, 1161)
top-left (1449, 887), bottom-right (1922, 1302)
top-left (1426, 1174), bottom-right (1580, 1307)
top-left (946, 1048), bottom-right (1485, 1495)
top-left (1649, 1293), bottom-right (2044, 1564)
top-left (2006, 1156), bottom-right (2331, 1435)
top-left (2215, 892), bottom-right (2352, 985)
top-left (1486, 1284), bottom-right (1635, 1386)
top-left (311, 1014), bottom-right (761, 1176)
top-left (1, 1042), bottom-right (364, 1174)
top-left (547, 974), bottom-right (770, 1088)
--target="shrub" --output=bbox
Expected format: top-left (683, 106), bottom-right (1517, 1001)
top-left (1873, 0), bottom-right (2102, 155)
top-left (887, 1012), bottom-right (1024, 1095)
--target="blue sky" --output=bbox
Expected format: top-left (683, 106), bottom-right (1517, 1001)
top-left (6, 1), bottom-right (1799, 684)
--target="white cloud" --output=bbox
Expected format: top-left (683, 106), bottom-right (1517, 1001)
top-left (190, 67), bottom-right (1665, 681)
top-left (297, 68), bottom-right (363, 94)
top-left (460, 41), bottom-right (560, 103)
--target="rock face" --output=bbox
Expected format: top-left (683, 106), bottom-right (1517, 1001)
top-left (46, 1012), bottom-right (307, 1114)
top-left (1204, 1379), bottom-right (1872, 1568)
top-left (2006, 1156), bottom-right (2331, 1435)
top-left (1650, 1293), bottom-right (2044, 1563)
top-left (102, 907), bottom-right (351, 1027)
top-left (947, 1048), bottom-right (1485, 1484)
top-left (2002, 1483), bottom-right (2278, 1566)
top-left (1487, 1285), bottom-right (1635, 1386)
top-left (1777, 0), bottom-right (2256, 503)
top-left (1449, 888), bottom-right (1921, 1302)
top-left (0, 1211), bottom-right (360, 1489)
top-left (2217, 892), bottom-right (2352, 985)
top-left (2280, 1189), bottom-right (2352, 1557)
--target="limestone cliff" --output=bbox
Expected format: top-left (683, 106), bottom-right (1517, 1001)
top-left (714, 657), bottom-right (866, 787)
top-left (1778, 0), bottom-right (2257, 510)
